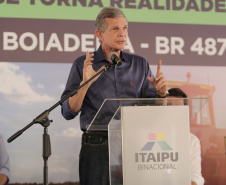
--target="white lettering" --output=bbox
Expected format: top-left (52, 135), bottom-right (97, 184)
top-left (156, 36), bottom-right (184, 55)
top-left (156, 36), bottom-right (170, 54)
top-left (125, 36), bottom-right (135, 53)
top-left (3, 32), bottom-right (18, 50)
top-left (64, 33), bottom-right (80, 52)
top-left (81, 34), bottom-right (95, 52)
top-left (171, 37), bottom-right (185, 54)
top-left (96, 37), bottom-right (100, 50)
top-left (39, 33), bottom-right (44, 51)
top-left (3, 32), bottom-right (136, 54)
top-left (19, 32), bottom-right (38, 51)
top-left (46, 33), bottom-right (63, 51)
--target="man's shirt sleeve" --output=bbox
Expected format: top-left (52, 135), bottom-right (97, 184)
top-left (61, 57), bottom-right (84, 120)
top-left (0, 135), bottom-right (10, 181)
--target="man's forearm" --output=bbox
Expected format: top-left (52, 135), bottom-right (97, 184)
top-left (68, 81), bottom-right (90, 113)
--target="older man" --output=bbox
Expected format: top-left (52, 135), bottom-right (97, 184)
top-left (61, 7), bottom-right (167, 185)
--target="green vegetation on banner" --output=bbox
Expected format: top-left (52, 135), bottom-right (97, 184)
top-left (0, 0), bottom-right (225, 25)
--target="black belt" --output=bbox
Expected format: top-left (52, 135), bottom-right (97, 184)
top-left (85, 131), bottom-right (108, 135)
top-left (82, 132), bottom-right (108, 144)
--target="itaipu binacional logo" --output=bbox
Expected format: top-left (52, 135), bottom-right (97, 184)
top-left (135, 133), bottom-right (178, 171)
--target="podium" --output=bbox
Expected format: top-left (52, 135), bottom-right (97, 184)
top-left (86, 98), bottom-right (208, 185)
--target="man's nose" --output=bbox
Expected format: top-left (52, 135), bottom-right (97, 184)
top-left (118, 28), bottom-right (127, 36)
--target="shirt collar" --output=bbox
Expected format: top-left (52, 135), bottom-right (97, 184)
top-left (120, 50), bottom-right (128, 63)
top-left (93, 46), bottom-right (107, 63)
top-left (93, 46), bottom-right (128, 63)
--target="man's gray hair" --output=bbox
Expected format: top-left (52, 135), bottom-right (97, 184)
top-left (95, 7), bottom-right (127, 32)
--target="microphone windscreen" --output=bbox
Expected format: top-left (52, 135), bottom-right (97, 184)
top-left (109, 52), bottom-right (118, 61)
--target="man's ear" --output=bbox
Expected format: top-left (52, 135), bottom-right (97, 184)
top-left (95, 30), bottom-right (103, 42)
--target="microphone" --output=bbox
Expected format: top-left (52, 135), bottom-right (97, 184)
top-left (109, 52), bottom-right (123, 66)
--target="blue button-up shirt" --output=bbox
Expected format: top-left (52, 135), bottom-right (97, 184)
top-left (61, 46), bottom-right (156, 130)
top-left (0, 134), bottom-right (10, 182)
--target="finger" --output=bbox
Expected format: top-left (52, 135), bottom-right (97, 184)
top-left (85, 51), bottom-right (94, 56)
top-left (84, 52), bottom-right (89, 64)
top-left (84, 54), bottom-right (94, 67)
top-left (85, 51), bottom-right (94, 61)
top-left (156, 79), bottom-right (167, 90)
top-left (89, 52), bottom-right (94, 58)
top-left (87, 61), bottom-right (93, 66)
top-left (147, 76), bottom-right (154, 83)
top-left (157, 59), bottom-right (162, 74)
top-left (156, 74), bottom-right (167, 89)
top-left (156, 85), bottom-right (167, 96)
top-left (147, 76), bottom-right (156, 87)
top-left (84, 61), bottom-right (93, 68)
top-left (85, 51), bottom-right (90, 59)
top-left (155, 72), bottom-right (163, 81)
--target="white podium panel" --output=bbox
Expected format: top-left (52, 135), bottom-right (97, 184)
top-left (121, 106), bottom-right (190, 185)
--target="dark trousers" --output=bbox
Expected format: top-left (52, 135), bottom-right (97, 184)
top-left (79, 132), bottom-right (109, 185)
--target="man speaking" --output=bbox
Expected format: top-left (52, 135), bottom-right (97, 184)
top-left (61, 7), bottom-right (168, 185)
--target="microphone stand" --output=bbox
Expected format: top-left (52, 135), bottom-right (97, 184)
top-left (7, 62), bottom-right (114, 185)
